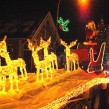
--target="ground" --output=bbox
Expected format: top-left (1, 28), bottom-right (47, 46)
top-left (0, 68), bottom-right (108, 109)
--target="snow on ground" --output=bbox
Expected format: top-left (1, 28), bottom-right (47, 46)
top-left (0, 68), bottom-right (108, 109)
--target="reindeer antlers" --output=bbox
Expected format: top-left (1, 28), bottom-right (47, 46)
top-left (60, 39), bottom-right (67, 46)
top-left (48, 36), bottom-right (51, 42)
top-left (69, 40), bottom-right (77, 48)
top-left (27, 38), bottom-right (31, 43)
top-left (3, 35), bottom-right (7, 41)
top-left (70, 39), bottom-right (77, 45)
top-left (60, 39), bottom-right (78, 48)
top-left (40, 37), bottom-right (51, 47)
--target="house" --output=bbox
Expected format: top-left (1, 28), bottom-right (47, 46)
top-left (0, 11), bottom-right (60, 72)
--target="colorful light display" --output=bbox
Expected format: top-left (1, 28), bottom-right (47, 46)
top-left (77, 0), bottom-right (90, 22)
top-left (85, 20), bottom-right (100, 42)
top-left (0, 65), bottom-right (19, 92)
top-left (60, 39), bottom-right (78, 72)
top-left (0, 36), bottom-right (20, 92)
top-left (87, 42), bottom-right (106, 73)
top-left (40, 37), bottom-right (58, 70)
top-left (57, 17), bottom-right (70, 32)
top-left (27, 37), bottom-right (57, 82)
top-left (0, 36), bottom-right (28, 80)
top-left (79, 0), bottom-right (88, 5)
top-left (41, 77), bottom-right (109, 109)
top-left (27, 39), bottom-right (45, 82)
top-left (0, 34), bottom-right (108, 109)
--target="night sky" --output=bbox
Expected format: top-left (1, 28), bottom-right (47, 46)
top-left (0, 0), bottom-right (109, 42)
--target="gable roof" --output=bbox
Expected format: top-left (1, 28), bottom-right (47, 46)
top-left (0, 11), bottom-right (49, 38)
top-left (0, 11), bottom-right (60, 44)
top-left (31, 11), bottom-right (60, 43)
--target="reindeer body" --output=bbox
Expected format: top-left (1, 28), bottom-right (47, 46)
top-left (40, 37), bottom-right (58, 70)
top-left (27, 39), bottom-right (52, 81)
top-left (0, 37), bottom-right (27, 79)
top-left (60, 39), bottom-right (79, 71)
top-left (68, 53), bottom-right (79, 71)
top-left (0, 62), bottom-right (18, 91)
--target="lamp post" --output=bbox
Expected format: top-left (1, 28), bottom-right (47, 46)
top-left (56, 0), bottom-right (70, 33)
top-left (54, 0), bottom-right (63, 52)
top-left (56, 0), bottom-right (62, 29)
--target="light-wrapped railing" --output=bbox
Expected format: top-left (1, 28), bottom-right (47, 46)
top-left (40, 77), bottom-right (109, 109)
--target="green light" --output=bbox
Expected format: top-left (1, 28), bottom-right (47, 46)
top-left (57, 17), bottom-right (70, 32)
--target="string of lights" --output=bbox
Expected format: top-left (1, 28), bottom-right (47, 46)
top-left (40, 77), bottom-right (109, 109)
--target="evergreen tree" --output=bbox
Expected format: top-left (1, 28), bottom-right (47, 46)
top-left (97, 18), bottom-right (107, 43)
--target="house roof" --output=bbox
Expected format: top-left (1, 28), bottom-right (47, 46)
top-left (0, 11), bottom-right (61, 47)
top-left (32, 11), bottom-right (60, 43)
top-left (0, 11), bottom-right (49, 38)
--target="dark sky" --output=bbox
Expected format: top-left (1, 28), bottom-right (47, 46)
top-left (0, 0), bottom-right (109, 42)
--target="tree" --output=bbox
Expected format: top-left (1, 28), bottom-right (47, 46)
top-left (97, 18), bottom-right (107, 43)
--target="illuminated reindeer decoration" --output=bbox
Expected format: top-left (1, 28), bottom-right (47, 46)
top-left (0, 65), bottom-right (18, 92)
top-left (40, 37), bottom-right (58, 70)
top-left (0, 67), bottom-right (6, 91)
top-left (0, 37), bottom-right (19, 91)
top-left (60, 39), bottom-right (78, 72)
top-left (27, 39), bottom-right (52, 82)
top-left (0, 36), bottom-right (27, 80)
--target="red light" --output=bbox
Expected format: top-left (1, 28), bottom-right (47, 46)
top-left (77, 0), bottom-right (90, 22)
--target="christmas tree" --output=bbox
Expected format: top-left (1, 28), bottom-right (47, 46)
top-left (97, 18), bottom-right (109, 69)
top-left (97, 18), bottom-right (107, 43)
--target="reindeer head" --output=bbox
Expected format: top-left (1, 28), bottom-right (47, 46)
top-left (40, 37), bottom-right (51, 48)
top-left (27, 39), bottom-right (34, 51)
top-left (27, 38), bottom-right (43, 53)
top-left (60, 39), bottom-right (67, 47)
top-left (60, 39), bottom-right (77, 48)
top-left (0, 36), bottom-right (7, 55)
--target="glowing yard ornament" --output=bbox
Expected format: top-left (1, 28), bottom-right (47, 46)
top-left (0, 36), bottom-right (28, 80)
top-left (40, 37), bottom-right (58, 80)
top-left (0, 67), bottom-right (6, 92)
top-left (40, 37), bottom-right (51, 80)
top-left (27, 39), bottom-right (45, 82)
top-left (87, 42), bottom-right (106, 73)
top-left (41, 77), bottom-right (109, 109)
top-left (0, 61), bottom-right (18, 92)
top-left (27, 39), bottom-right (53, 82)
top-left (68, 53), bottom-right (79, 71)
top-left (85, 20), bottom-right (99, 42)
top-left (40, 37), bottom-right (58, 70)
top-left (57, 17), bottom-right (70, 32)
top-left (104, 70), bottom-right (109, 75)
top-left (60, 39), bottom-right (78, 72)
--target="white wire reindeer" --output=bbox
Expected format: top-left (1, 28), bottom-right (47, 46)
top-left (40, 37), bottom-right (58, 70)
top-left (0, 36), bottom-right (28, 80)
top-left (60, 39), bottom-right (79, 71)
top-left (0, 65), bottom-right (18, 92)
top-left (27, 39), bottom-right (52, 81)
